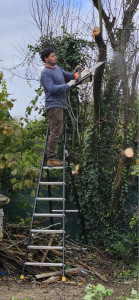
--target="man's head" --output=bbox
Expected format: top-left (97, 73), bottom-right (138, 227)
top-left (40, 47), bottom-right (57, 66)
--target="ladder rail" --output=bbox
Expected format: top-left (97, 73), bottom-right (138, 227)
top-left (21, 124), bottom-right (49, 276)
top-left (62, 124), bottom-right (66, 278)
top-left (47, 168), bottom-right (53, 228)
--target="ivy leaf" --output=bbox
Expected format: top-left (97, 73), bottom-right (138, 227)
top-left (4, 153), bottom-right (11, 159)
top-left (11, 178), bottom-right (16, 184)
top-left (0, 135), bottom-right (6, 143)
top-left (31, 189), bottom-right (36, 197)
top-left (106, 289), bottom-right (114, 296)
top-left (24, 179), bottom-right (33, 188)
top-left (11, 169), bottom-right (18, 176)
top-left (131, 288), bottom-right (138, 296)
top-left (18, 182), bottom-right (23, 190)
top-left (84, 293), bottom-right (94, 300)
top-left (95, 283), bottom-right (106, 294)
top-left (0, 161), bottom-right (5, 169)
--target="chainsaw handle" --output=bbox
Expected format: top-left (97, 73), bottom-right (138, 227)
top-left (78, 67), bottom-right (81, 82)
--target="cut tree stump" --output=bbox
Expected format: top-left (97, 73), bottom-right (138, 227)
top-left (124, 147), bottom-right (134, 158)
top-left (92, 27), bottom-right (101, 39)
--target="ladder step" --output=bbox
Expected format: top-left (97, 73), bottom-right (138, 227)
top-left (36, 197), bottom-right (64, 201)
top-left (25, 262), bottom-right (63, 267)
top-left (33, 213), bottom-right (64, 218)
top-left (31, 229), bottom-right (64, 234)
top-left (52, 210), bottom-right (78, 213)
top-left (40, 181), bottom-right (65, 185)
top-left (43, 166), bottom-right (63, 170)
top-left (28, 246), bottom-right (63, 250)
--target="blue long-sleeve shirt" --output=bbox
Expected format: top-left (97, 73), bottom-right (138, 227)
top-left (40, 65), bottom-right (75, 111)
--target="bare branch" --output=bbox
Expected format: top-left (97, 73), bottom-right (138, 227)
top-left (92, 0), bottom-right (116, 49)
top-left (121, 0), bottom-right (139, 49)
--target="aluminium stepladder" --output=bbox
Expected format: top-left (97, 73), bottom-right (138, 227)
top-left (20, 123), bottom-right (87, 281)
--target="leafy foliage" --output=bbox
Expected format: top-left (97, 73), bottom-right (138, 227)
top-left (119, 288), bottom-right (139, 300)
top-left (84, 284), bottom-right (139, 300)
top-left (84, 283), bottom-right (114, 300)
top-left (0, 73), bottom-right (49, 220)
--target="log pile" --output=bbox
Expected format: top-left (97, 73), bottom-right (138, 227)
top-left (0, 224), bottom-right (109, 282)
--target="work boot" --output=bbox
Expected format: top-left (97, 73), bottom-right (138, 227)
top-left (46, 159), bottom-right (63, 167)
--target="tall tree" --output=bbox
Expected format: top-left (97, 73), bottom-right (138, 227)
top-left (91, 0), bottom-right (138, 209)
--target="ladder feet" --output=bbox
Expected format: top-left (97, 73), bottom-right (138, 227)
top-left (20, 275), bottom-right (25, 280)
top-left (62, 276), bottom-right (66, 282)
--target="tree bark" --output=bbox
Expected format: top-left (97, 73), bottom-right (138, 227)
top-left (91, 0), bottom-right (138, 211)
top-left (92, 27), bottom-right (106, 125)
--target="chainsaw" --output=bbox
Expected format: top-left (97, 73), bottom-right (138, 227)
top-left (72, 61), bottom-right (105, 87)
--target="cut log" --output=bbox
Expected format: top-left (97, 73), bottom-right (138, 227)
top-left (42, 275), bottom-right (61, 284)
top-left (35, 266), bottom-right (82, 280)
top-left (124, 147), bottom-right (134, 158)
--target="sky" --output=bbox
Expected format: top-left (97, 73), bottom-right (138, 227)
top-left (0, 0), bottom-right (94, 120)
top-left (0, 0), bottom-right (43, 119)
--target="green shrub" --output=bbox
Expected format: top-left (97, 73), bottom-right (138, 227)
top-left (84, 283), bottom-right (114, 300)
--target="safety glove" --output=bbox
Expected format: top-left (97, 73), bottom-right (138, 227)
top-left (67, 79), bottom-right (77, 87)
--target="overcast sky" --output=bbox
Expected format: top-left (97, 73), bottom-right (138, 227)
top-left (0, 0), bottom-right (40, 119)
top-left (0, 0), bottom-right (94, 120)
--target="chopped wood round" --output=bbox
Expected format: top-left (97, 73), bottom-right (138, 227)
top-left (124, 147), bottom-right (134, 158)
top-left (92, 27), bottom-right (101, 39)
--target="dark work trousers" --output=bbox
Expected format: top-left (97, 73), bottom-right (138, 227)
top-left (46, 107), bottom-right (66, 160)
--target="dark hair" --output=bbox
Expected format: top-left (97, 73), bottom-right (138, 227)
top-left (40, 47), bottom-right (56, 62)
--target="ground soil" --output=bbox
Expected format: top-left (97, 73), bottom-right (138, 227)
top-left (0, 268), bottom-right (138, 300)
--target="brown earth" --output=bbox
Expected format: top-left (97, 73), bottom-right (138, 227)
top-left (0, 269), bottom-right (138, 300)
top-left (0, 225), bottom-right (138, 300)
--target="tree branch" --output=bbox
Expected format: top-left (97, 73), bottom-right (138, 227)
top-left (121, 0), bottom-right (138, 49)
top-left (92, 0), bottom-right (116, 49)
top-left (92, 28), bottom-right (106, 124)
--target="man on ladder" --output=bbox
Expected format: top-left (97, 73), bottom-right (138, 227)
top-left (20, 46), bottom-right (104, 280)
top-left (40, 47), bottom-right (82, 168)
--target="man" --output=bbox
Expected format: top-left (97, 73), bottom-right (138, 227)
top-left (40, 47), bottom-right (80, 167)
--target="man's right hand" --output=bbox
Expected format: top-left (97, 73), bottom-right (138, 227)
top-left (67, 79), bottom-right (77, 87)
top-left (74, 65), bottom-right (83, 73)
